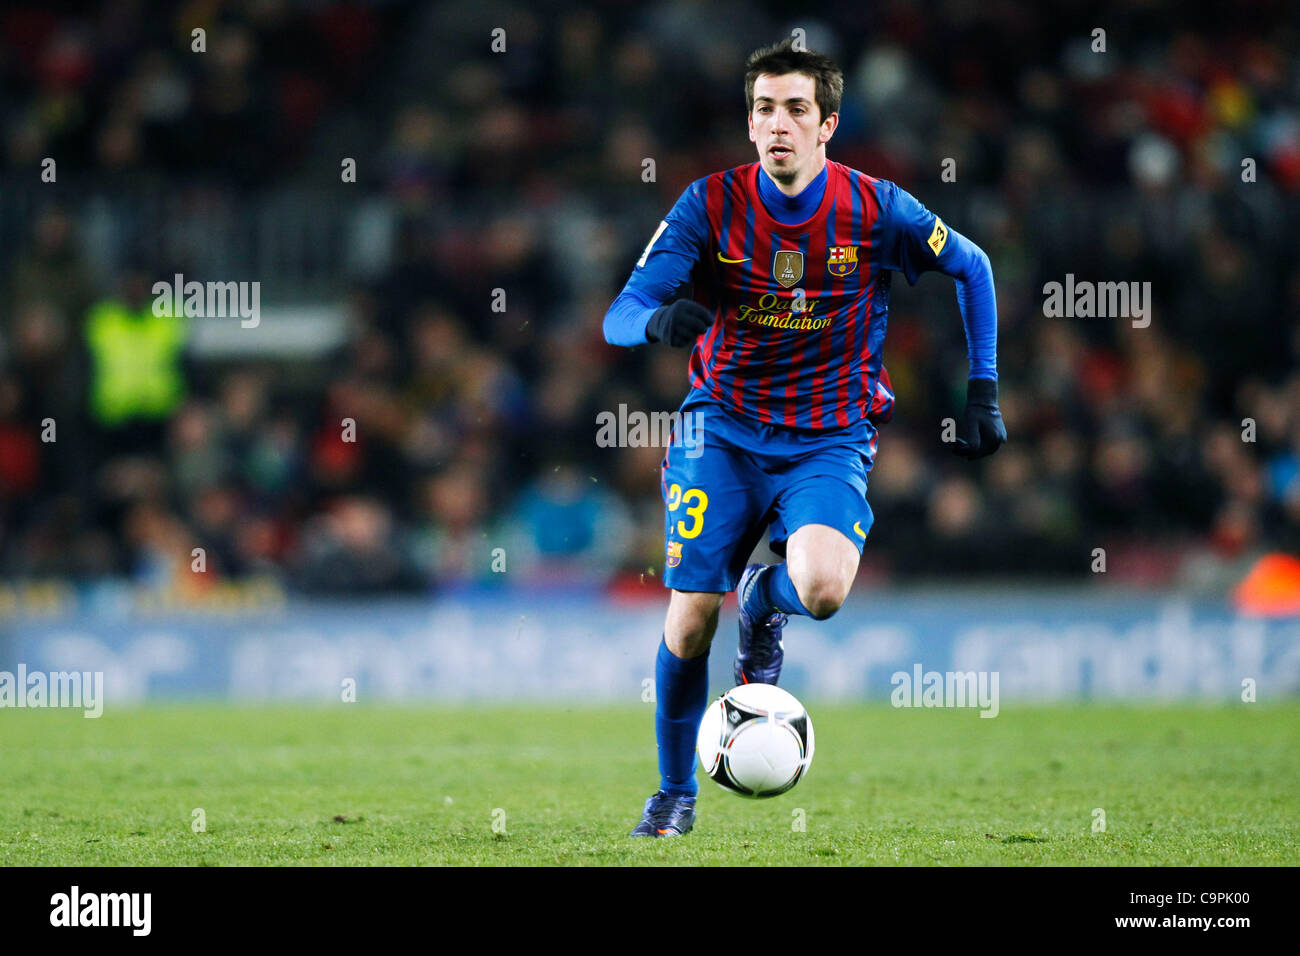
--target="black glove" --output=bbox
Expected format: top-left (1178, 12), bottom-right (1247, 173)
top-left (645, 299), bottom-right (712, 347)
top-left (951, 377), bottom-right (1006, 459)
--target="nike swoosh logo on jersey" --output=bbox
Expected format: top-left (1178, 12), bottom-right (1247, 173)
top-left (853, 521), bottom-right (867, 539)
top-left (717, 253), bottom-right (752, 263)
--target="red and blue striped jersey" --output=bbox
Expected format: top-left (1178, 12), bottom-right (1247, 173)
top-left (622, 160), bottom-right (960, 433)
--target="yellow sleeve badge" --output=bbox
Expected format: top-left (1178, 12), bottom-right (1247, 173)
top-left (926, 217), bottom-right (948, 256)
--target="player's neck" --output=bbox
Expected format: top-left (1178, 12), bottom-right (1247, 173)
top-left (767, 153), bottom-right (827, 197)
top-left (757, 158), bottom-right (828, 225)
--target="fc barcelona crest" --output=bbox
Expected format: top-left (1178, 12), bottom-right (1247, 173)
top-left (773, 250), bottom-right (804, 288)
top-left (827, 246), bottom-right (859, 277)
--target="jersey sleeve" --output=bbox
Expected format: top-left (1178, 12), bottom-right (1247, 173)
top-left (876, 180), bottom-right (998, 381)
top-left (603, 179), bottom-right (710, 346)
top-left (876, 180), bottom-right (954, 286)
top-left (625, 177), bottom-right (711, 300)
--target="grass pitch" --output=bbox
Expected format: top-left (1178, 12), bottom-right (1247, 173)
top-left (1, 702), bottom-right (1296, 866)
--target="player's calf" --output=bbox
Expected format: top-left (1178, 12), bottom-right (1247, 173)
top-left (644, 591), bottom-right (723, 817)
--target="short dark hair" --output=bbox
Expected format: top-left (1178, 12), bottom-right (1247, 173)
top-left (744, 38), bottom-right (844, 124)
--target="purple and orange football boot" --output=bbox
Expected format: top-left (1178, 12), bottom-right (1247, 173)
top-left (630, 790), bottom-right (696, 837)
top-left (734, 563), bottom-right (787, 685)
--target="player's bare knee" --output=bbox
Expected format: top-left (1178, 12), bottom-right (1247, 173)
top-left (786, 525), bottom-right (860, 620)
top-left (665, 591), bottom-right (723, 657)
top-left (798, 577), bottom-right (849, 620)
top-left (795, 582), bottom-right (847, 621)
top-left (667, 626), bottom-right (713, 658)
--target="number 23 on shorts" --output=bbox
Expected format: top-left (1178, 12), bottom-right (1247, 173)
top-left (665, 483), bottom-right (709, 539)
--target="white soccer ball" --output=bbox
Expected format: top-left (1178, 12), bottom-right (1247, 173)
top-left (696, 683), bottom-right (814, 798)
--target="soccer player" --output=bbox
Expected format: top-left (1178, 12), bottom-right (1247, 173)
top-left (604, 39), bottom-right (1005, 837)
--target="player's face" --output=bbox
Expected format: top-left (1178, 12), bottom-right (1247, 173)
top-left (748, 73), bottom-right (837, 189)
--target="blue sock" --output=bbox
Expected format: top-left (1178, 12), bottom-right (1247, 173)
top-left (655, 636), bottom-right (709, 796)
top-left (743, 563), bottom-right (811, 618)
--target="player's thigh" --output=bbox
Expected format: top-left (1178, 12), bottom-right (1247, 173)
top-left (768, 454), bottom-right (873, 558)
top-left (785, 522), bottom-right (860, 605)
top-left (660, 412), bottom-right (770, 595)
top-left (769, 469), bottom-right (872, 610)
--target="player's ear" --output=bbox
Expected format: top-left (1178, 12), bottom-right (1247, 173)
top-left (748, 111), bottom-right (756, 142)
top-left (818, 112), bottom-right (838, 145)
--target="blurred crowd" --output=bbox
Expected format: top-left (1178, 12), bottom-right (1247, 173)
top-left (0, 0), bottom-right (1298, 596)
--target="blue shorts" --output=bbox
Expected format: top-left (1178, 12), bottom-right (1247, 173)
top-left (660, 398), bottom-right (876, 593)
